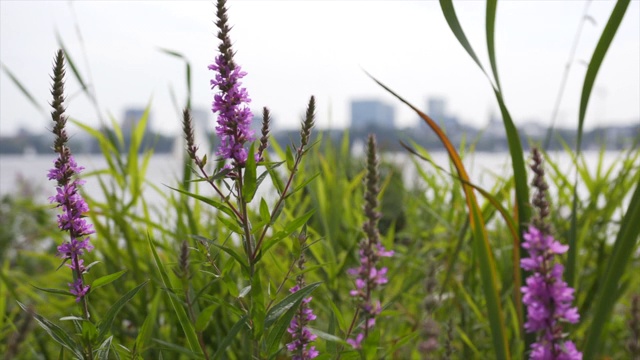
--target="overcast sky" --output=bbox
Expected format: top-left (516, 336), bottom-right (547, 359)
top-left (1, 1), bottom-right (639, 136)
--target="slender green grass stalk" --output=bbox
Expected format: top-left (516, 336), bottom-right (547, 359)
top-left (367, 73), bottom-right (511, 359)
top-left (438, 1), bottom-right (532, 349)
top-left (568, 0), bottom-right (631, 290)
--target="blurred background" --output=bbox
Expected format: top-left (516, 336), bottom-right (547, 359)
top-left (1, 1), bottom-right (638, 136)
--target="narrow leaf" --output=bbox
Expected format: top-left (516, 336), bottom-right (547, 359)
top-left (17, 302), bottom-right (83, 358)
top-left (148, 236), bottom-right (202, 354)
top-left (91, 270), bottom-right (127, 290)
top-left (213, 315), bottom-right (249, 359)
top-left (96, 280), bottom-right (148, 341)
top-left (243, 143), bottom-right (258, 202)
top-left (265, 282), bottom-right (321, 328)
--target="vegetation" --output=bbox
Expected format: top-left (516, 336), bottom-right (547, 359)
top-left (1, 0), bottom-right (639, 359)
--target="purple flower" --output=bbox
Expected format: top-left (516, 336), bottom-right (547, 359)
top-left (346, 333), bottom-right (364, 349)
top-left (347, 134), bottom-right (393, 348)
top-left (209, 55), bottom-right (254, 165)
top-left (49, 156), bottom-right (94, 302)
top-left (209, 1), bottom-right (255, 167)
top-left (521, 226), bottom-right (582, 360)
top-left (48, 49), bottom-right (94, 305)
top-left (286, 285), bottom-right (318, 359)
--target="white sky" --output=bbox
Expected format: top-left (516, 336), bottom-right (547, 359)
top-left (1, 1), bottom-right (639, 136)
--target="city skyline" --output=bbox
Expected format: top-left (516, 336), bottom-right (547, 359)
top-left (1, 1), bottom-right (639, 137)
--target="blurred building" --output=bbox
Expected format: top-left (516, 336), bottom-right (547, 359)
top-left (421, 97), bottom-right (459, 130)
top-left (350, 99), bottom-right (395, 131)
top-left (122, 107), bottom-right (152, 136)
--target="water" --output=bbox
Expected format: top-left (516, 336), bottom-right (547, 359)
top-left (0, 151), bottom-right (633, 203)
top-left (0, 153), bottom-right (183, 200)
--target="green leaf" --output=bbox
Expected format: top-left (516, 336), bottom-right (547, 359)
top-left (260, 198), bottom-right (270, 223)
top-left (17, 302), bottom-right (83, 358)
top-left (577, 0), bottom-right (630, 152)
top-left (367, 72), bottom-right (511, 359)
top-left (167, 185), bottom-right (235, 219)
top-left (96, 336), bottom-right (113, 360)
top-left (1, 63), bottom-right (46, 115)
top-left (583, 178), bottom-right (640, 359)
top-left (55, 32), bottom-right (89, 93)
top-left (284, 173), bottom-right (321, 200)
top-left (213, 315), bottom-right (249, 359)
top-left (285, 146), bottom-right (295, 172)
top-left (91, 270), bottom-right (127, 290)
top-left (135, 292), bottom-right (161, 354)
top-left (82, 320), bottom-right (98, 343)
top-left (243, 143), bottom-right (258, 202)
top-left (485, 0), bottom-right (501, 91)
top-left (256, 169), bottom-right (271, 190)
top-left (217, 214), bottom-right (244, 234)
top-left (148, 236), bottom-right (202, 354)
top-left (195, 304), bottom-right (218, 332)
top-left (251, 273), bottom-right (266, 340)
top-left (266, 296), bottom-right (301, 356)
top-left (265, 282), bottom-right (321, 328)
top-left (438, 0), bottom-right (488, 78)
top-left (238, 285), bottom-right (251, 298)
top-left (569, 0), bottom-right (631, 292)
top-left (208, 241), bottom-right (250, 273)
top-left (222, 273), bottom-right (240, 298)
top-left (125, 103), bottom-right (152, 204)
top-left (284, 210), bottom-right (315, 234)
top-left (260, 210), bottom-right (316, 256)
top-left (309, 328), bottom-right (346, 344)
top-left (153, 339), bottom-right (205, 359)
top-left (30, 284), bottom-right (76, 298)
top-left (96, 280), bottom-right (148, 342)
top-left (266, 161), bottom-right (285, 195)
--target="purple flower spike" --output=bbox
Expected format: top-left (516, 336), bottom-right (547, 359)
top-left (210, 0), bottom-right (254, 167)
top-left (50, 158), bottom-right (94, 301)
top-left (347, 135), bottom-right (393, 348)
top-left (286, 286), bottom-right (318, 360)
top-left (522, 148), bottom-right (582, 360)
top-left (48, 49), bottom-right (94, 307)
top-left (521, 226), bottom-right (581, 360)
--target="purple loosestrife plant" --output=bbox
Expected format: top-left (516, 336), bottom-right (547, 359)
top-left (287, 238), bottom-right (318, 360)
top-left (209, 0), bottom-right (254, 167)
top-left (521, 148), bottom-right (581, 360)
top-left (347, 134), bottom-right (394, 349)
top-left (47, 50), bottom-right (95, 309)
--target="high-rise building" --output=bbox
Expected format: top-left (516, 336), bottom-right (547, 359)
top-left (427, 98), bottom-right (446, 122)
top-left (350, 99), bottom-right (395, 131)
top-left (122, 108), bottom-right (152, 136)
top-left (422, 97), bottom-right (459, 129)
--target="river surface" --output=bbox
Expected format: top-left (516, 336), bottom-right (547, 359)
top-left (0, 151), bottom-right (633, 204)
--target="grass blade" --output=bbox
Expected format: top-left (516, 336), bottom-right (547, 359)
top-left (583, 179), bottom-right (640, 359)
top-left (1, 63), bottom-right (46, 115)
top-left (568, 0), bottom-right (631, 289)
top-left (439, 1), bottom-right (531, 346)
top-left (577, 0), bottom-right (630, 151)
top-left (91, 270), bottom-right (127, 291)
top-left (96, 280), bottom-right (148, 341)
top-left (368, 74), bottom-right (510, 359)
top-left (485, 0), bottom-right (502, 91)
top-left (148, 235), bottom-right (202, 354)
top-left (212, 314), bottom-right (248, 360)
top-left (17, 301), bottom-right (83, 358)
